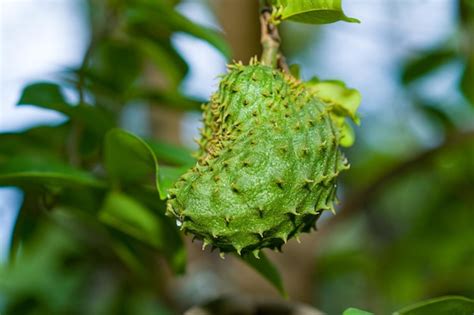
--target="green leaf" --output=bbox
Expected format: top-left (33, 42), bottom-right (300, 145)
top-left (278, 0), bottom-right (360, 24)
top-left (163, 10), bottom-right (232, 59)
top-left (240, 252), bottom-right (287, 297)
top-left (1, 220), bottom-right (85, 312)
top-left (393, 296), bottom-right (474, 315)
top-left (132, 88), bottom-right (203, 111)
top-left (50, 207), bottom-right (146, 276)
top-left (99, 192), bottom-right (164, 249)
top-left (343, 308), bottom-right (374, 315)
top-left (123, 186), bottom-right (187, 274)
top-left (305, 78), bottom-right (361, 147)
top-left (17, 82), bottom-right (115, 137)
top-left (134, 38), bottom-right (188, 89)
top-left (461, 59), bottom-right (474, 106)
top-left (159, 166), bottom-right (190, 197)
top-left (105, 128), bottom-right (158, 184)
top-left (305, 78), bottom-right (361, 123)
top-left (339, 119), bottom-right (356, 147)
top-left (126, 1), bottom-right (231, 59)
top-left (402, 47), bottom-right (457, 84)
top-left (88, 39), bottom-right (144, 93)
top-left (75, 105), bottom-right (116, 132)
top-left (9, 191), bottom-right (46, 259)
top-left (145, 139), bottom-right (195, 167)
top-left (0, 124), bottom-right (69, 158)
top-left (99, 191), bottom-right (186, 273)
top-left (0, 155), bottom-right (104, 188)
top-left (160, 216), bottom-right (187, 274)
top-left (126, 292), bottom-right (174, 315)
top-left (104, 129), bottom-right (182, 199)
top-left (17, 82), bottom-right (69, 113)
top-left (413, 101), bottom-right (455, 133)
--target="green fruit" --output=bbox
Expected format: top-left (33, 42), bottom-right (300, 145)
top-left (167, 62), bottom-right (350, 256)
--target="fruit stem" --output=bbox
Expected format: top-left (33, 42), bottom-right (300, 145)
top-left (260, 7), bottom-right (280, 68)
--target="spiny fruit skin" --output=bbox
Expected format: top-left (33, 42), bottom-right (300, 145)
top-left (167, 63), bottom-right (349, 255)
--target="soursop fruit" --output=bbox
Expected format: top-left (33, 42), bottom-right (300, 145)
top-left (167, 61), bottom-right (356, 256)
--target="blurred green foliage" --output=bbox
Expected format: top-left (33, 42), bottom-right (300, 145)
top-left (1, 0), bottom-right (473, 314)
top-left (343, 296), bottom-right (474, 314)
top-left (0, 0), bottom-right (227, 313)
top-left (311, 0), bottom-right (474, 313)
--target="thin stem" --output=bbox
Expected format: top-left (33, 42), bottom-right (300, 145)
top-left (260, 8), bottom-right (280, 67)
top-left (259, 6), bottom-right (290, 73)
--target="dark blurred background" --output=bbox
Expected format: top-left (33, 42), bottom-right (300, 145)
top-left (1, 0), bottom-right (473, 314)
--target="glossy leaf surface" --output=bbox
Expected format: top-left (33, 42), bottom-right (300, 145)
top-left (99, 191), bottom-right (186, 273)
top-left (394, 296), bottom-right (474, 315)
top-left (17, 82), bottom-right (69, 113)
top-left (343, 308), bottom-right (374, 315)
top-left (104, 129), bottom-right (187, 199)
top-left (305, 78), bottom-right (361, 147)
top-left (278, 0), bottom-right (360, 24)
top-left (0, 156), bottom-right (104, 188)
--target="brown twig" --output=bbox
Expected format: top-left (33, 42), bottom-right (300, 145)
top-left (260, 8), bottom-right (280, 67)
top-left (259, 6), bottom-right (290, 72)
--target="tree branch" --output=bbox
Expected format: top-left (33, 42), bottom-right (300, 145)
top-left (323, 129), bottom-right (474, 229)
